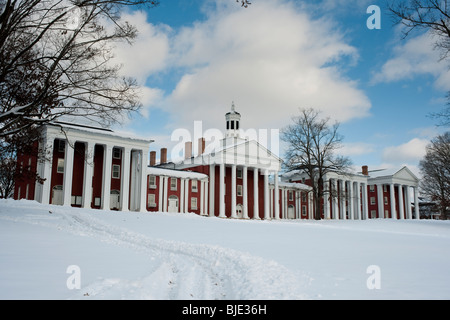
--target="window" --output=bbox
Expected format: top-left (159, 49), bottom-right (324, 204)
top-left (192, 180), bottom-right (198, 192)
top-left (112, 165), bottom-right (120, 179)
top-left (71, 196), bottom-right (82, 206)
top-left (289, 190), bottom-right (293, 201)
top-left (58, 140), bottom-right (65, 153)
top-left (149, 176), bottom-right (156, 189)
top-left (171, 178), bottom-right (177, 191)
top-left (384, 196), bottom-right (388, 205)
top-left (302, 205), bottom-right (307, 217)
top-left (370, 210), bottom-right (377, 218)
top-left (57, 158), bottom-right (65, 173)
top-left (191, 197), bottom-right (197, 210)
top-left (237, 168), bottom-right (243, 179)
top-left (148, 194), bottom-right (156, 207)
top-left (369, 185), bottom-right (375, 192)
top-left (237, 185), bottom-right (243, 196)
top-left (231, 121), bottom-right (235, 130)
top-left (302, 192), bottom-right (307, 202)
top-left (113, 148), bottom-right (121, 159)
top-left (383, 185), bottom-right (387, 192)
top-left (370, 197), bottom-right (376, 205)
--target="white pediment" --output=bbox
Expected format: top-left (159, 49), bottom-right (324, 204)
top-left (393, 167), bottom-right (419, 183)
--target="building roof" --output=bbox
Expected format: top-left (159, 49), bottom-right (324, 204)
top-left (147, 167), bottom-right (209, 180)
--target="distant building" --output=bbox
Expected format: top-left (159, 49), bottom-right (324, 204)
top-left (14, 104), bottom-right (419, 220)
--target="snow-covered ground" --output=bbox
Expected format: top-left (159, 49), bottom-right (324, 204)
top-left (1, 199), bottom-right (449, 300)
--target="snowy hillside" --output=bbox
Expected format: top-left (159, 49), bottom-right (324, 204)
top-left (1, 199), bottom-right (450, 300)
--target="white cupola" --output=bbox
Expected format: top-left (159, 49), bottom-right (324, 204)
top-left (225, 102), bottom-right (241, 138)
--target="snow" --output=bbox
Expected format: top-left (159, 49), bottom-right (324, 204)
top-left (1, 199), bottom-right (450, 300)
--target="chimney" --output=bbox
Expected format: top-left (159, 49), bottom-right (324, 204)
top-left (185, 141), bottom-right (192, 160)
top-left (160, 148), bottom-right (167, 165)
top-left (362, 165), bottom-right (369, 176)
top-left (198, 137), bottom-right (205, 156)
top-left (150, 151), bottom-right (156, 166)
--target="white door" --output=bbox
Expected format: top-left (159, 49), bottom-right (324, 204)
top-left (110, 190), bottom-right (120, 210)
top-left (236, 204), bottom-right (243, 219)
top-left (51, 186), bottom-right (63, 205)
top-left (288, 205), bottom-right (295, 219)
top-left (168, 196), bottom-right (178, 213)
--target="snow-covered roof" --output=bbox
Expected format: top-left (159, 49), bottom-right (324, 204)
top-left (147, 167), bottom-right (208, 180)
top-left (47, 122), bottom-right (154, 145)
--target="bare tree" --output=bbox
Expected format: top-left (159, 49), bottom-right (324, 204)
top-left (281, 108), bottom-right (352, 220)
top-left (0, 0), bottom-right (168, 139)
top-left (388, 0), bottom-right (450, 126)
top-left (419, 132), bottom-right (450, 219)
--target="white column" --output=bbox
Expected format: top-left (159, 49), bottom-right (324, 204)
top-left (184, 179), bottom-right (189, 213)
top-left (398, 185), bottom-right (404, 220)
top-left (405, 186), bottom-right (412, 219)
top-left (253, 168), bottom-right (259, 220)
top-left (36, 136), bottom-right (54, 205)
top-left (139, 150), bottom-right (148, 212)
top-left (180, 178), bottom-right (185, 213)
top-left (209, 164), bottom-right (215, 217)
top-left (82, 142), bottom-right (94, 209)
top-left (355, 181), bottom-right (361, 220)
top-left (102, 145), bottom-right (113, 211)
top-left (63, 140), bottom-right (74, 206)
top-left (390, 183), bottom-right (396, 219)
top-left (281, 188), bottom-right (285, 219)
top-left (377, 184), bottom-right (384, 219)
top-left (163, 176), bottom-right (168, 212)
top-left (331, 179), bottom-right (338, 219)
top-left (231, 164), bottom-right (237, 218)
top-left (339, 180), bottom-right (346, 220)
top-left (323, 180), bottom-right (330, 219)
top-left (362, 183), bottom-right (369, 220)
top-left (264, 170), bottom-right (270, 220)
top-left (158, 175), bottom-right (164, 212)
top-left (121, 147), bottom-right (131, 212)
top-left (308, 192), bottom-right (314, 219)
top-left (243, 166), bottom-right (249, 219)
top-left (414, 186), bottom-right (420, 219)
top-left (204, 180), bottom-right (209, 216)
top-left (274, 172), bottom-right (280, 220)
top-left (348, 181), bottom-right (354, 220)
top-left (200, 180), bottom-right (205, 215)
top-left (219, 163), bottom-right (226, 218)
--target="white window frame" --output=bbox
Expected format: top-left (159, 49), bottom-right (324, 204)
top-left (191, 180), bottom-right (198, 192)
top-left (170, 178), bottom-right (177, 191)
top-left (237, 185), bottom-right (243, 196)
top-left (112, 164), bottom-right (120, 179)
top-left (113, 148), bottom-right (121, 159)
top-left (149, 175), bottom-right (156, 189)
top-left (148, 194), bottom-right (156, 207)
top-left (57, 158), bottom-right (64, 173)
top-left (191, 197), bottom-right (197, 210)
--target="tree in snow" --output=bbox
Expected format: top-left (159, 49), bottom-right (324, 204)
top-left (388, 0), bottom-right (450, 126)
top-left (419, 132), bottom-right (450, 219)
top-left (281, 108), bottom-right (352, 220)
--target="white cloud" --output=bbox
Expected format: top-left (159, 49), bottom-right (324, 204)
top-left (113, 11), bottom-right (170, 83)
top-left (160, 0), bottom-right (371, 131)
top-left (382, 138), bottom-right (428, 164)
top-left (372, 32), bottom-right (450, 92)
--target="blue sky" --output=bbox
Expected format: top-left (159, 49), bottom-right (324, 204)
top-left (111, 0), bottom-right (449, 176)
